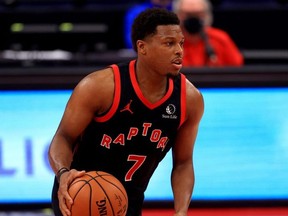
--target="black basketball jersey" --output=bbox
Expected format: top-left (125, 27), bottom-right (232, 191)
top-left (70, 60), bottom-right (187, 214)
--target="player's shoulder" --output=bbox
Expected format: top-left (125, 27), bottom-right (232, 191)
top-left (84, 67), bottom-right (114, 83)
top-left (184, 78), bottom-right (204, 115)
top-left (70, 67), bottom-right (116, 113)
top-left (184, 78), bottom-right (202, 100)
top-left (72, 67), bottom-right (115, 99)
top-left (77, 67), bottom-right (114, 88)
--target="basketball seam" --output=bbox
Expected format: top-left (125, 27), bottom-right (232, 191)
top-left (96, 171), bottom-right (128, 215)
top-left (69, 179), bottom-right (93, 216)
top-left (69, 171), bottom-right (127, 216)
top-left (89, 171), bottom-right (116, 216)
top-left (96, 171), bottom-right (129, 204)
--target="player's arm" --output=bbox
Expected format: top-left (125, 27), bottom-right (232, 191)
top-left (48, 68), bottom-right (114, 216)
top-left (171, 80), bottom-right (204, 216)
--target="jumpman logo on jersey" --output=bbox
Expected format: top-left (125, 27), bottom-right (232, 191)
top-left (120, 100), bottom-right (133, 114)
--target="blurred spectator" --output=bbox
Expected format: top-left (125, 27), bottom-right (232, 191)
top-left (173, 0), bottom-right (244, 67)
top-left (124, 0), bottom-right (172, 49)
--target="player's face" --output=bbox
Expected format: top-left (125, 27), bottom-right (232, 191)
top-left (144, 25), bottom-right (184, 77)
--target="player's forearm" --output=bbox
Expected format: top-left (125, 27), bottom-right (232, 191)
top-left (48, 136), bottom-right (74, 175)
top-left (171, 163), bottom-right (195, 215)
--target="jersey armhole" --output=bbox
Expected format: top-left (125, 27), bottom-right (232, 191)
top-left (178, 74), bottom-right (187, 129)
top-left (94, 64), bottom-right (121, 122)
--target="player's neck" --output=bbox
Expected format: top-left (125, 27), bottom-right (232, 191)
top-left (135, 61), bottom-right (168, 103)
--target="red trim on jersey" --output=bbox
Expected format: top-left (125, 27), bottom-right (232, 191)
top-left (179, 74), bottom-right (187, 129)
top-left (94, 64), bottom-right (121, 122)
top-left (129, 60), bottom-right (174, 110)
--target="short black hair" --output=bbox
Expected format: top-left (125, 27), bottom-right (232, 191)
top-left (131, 8), bottom-right (180, 52)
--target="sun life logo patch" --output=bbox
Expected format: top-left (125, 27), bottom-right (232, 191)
top-left (162, 104), bottom-right (177, 119)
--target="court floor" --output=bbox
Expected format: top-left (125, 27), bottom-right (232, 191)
top-left (144, 207), bottom-right (288, 216)
top-left (0, 207), bottom-right (288, 216)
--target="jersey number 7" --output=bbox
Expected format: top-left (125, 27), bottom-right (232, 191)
top-left (125, 155), bottom-right (147, 181)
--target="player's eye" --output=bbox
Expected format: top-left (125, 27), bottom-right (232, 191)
top-left (166, 41), bottom-right (173, 46)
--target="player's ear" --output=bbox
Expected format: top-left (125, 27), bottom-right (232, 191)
top-left (137, 40), bottom-right (146, 55)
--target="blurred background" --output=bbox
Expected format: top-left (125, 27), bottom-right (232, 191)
top-left (0, 0), bottom-right (288, 215)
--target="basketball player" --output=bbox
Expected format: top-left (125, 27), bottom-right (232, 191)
top-left (48, 8), bottom-right (204, 216)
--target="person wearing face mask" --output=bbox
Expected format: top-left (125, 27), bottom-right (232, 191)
top-left (173, 0), bottom-right (244, 67)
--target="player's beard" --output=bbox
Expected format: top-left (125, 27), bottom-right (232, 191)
top-left (167, 71), bottom-right (179, 79)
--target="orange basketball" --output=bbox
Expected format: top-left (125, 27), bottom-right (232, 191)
top-left (68, 171), bottom-right (128, 216)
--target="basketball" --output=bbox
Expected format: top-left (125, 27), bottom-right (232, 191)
top-left (68, 171), bottom-right (128, 216)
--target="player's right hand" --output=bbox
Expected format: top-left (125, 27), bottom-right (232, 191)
top-left (58, 169), bottom-right (86, 216)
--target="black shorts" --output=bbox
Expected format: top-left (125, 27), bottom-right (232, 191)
top-left (51, 177), bottom-right (63, 216)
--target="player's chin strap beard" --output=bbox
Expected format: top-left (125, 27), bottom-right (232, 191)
top-left (167, 73), bottom-right (178, 80)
